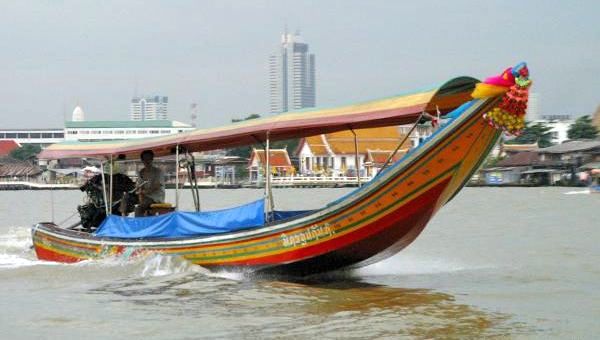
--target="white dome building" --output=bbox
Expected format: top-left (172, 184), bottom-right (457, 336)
top-left (72, 105), bottom-right (85, 121)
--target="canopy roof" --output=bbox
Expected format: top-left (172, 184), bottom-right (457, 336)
top-left (39, 77), bottom-right (478, 160)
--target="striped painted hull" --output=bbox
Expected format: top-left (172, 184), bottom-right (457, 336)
top-left (32, 99), bottom-right (501, 276)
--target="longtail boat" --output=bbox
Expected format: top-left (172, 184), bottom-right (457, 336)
top-left (32, 64), bottom-right (532, 276)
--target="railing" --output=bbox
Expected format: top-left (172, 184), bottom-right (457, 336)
top-left (0, 176), bottom-right (80, 189)
top-left (0, 180), bottom-right (78, 189)
top-left (252, 176), bottom-right (374, 187)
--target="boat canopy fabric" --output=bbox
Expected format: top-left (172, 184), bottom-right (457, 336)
top-left (39, 77), bottom-right (478, 160)
top-left (94, 199), bottom-right (266, 238)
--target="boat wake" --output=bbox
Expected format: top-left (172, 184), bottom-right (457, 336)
top-left (356, 253), bottom-right (486, 276)
top-left (2, 226), bottom-right (481, 281)
top-left (0, 226), bottom-right (213, 280)
top-left (564, 189), bottom-right (590, 195)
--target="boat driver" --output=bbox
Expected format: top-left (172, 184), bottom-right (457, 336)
top-left (135, 150), bottom-right (165, 216)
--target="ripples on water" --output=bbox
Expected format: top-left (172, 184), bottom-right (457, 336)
top-left (0, 188), bottom-right (598, 338)
top-left (1, 224), bottom-right (523, 339)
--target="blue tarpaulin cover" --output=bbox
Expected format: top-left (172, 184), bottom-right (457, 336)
top-left (94, 199), bottom-right (266, 238)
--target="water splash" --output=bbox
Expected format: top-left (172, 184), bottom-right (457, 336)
top-left (63, 252), bottom-right (202, 278)
top-left (0, 226), bottom-right (54, 270)
top-left (0, 226), bottom-right (32, 251)
top-left (139, 254), bottom-right (204, 278)
top-left (208, 269), bottom-right (249, 281)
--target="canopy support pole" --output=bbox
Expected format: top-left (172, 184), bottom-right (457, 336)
top-left (187, 152), bottom-right (200, 212)
top-left (350, 129), bottom-right (361, 187)
top-left (109, 156), bottom-right (113, 211)
top-left (378, 111), bottom-right (425, 176)
top-left (264, 131), bottom-right (274, 221)
top-left (175, 145), bottom-right (180, 210)
top-left (100, 160), bottom-right (109, 216)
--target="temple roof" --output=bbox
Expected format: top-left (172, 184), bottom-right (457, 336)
top-left (298, 126), bottom-right (411, 156)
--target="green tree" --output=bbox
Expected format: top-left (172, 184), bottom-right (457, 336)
top-left (592, 105), bottom-right (600, 129)
top-left (506, 121), bottom-right (553, 148)
top-left (9, 144), bottom-right (41, 160)
top-left (567, 115), bottom-right (598, 140)
top-left (227, 114), bottom-right (262, 158)
top-left (226, 114), bottom-right (300, 159)
top-left (231, 113), bottom-right (261, 123)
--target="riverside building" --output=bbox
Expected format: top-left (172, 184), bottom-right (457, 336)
top-left (1, 103), bottom-right (193, 148)
top-left (0, 129), bottom-right (64, 149)
top-left (64, 120), bottom-right (193, 142)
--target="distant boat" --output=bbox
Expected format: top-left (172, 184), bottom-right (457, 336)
top-left (32, 64), bottom-right (531, 276)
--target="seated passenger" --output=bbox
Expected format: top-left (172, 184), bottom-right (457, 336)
top-left (135, 150), bottom-right (165, 217)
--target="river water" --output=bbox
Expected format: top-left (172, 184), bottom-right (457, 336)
top-left (0, 187), bottom-right (598, 339)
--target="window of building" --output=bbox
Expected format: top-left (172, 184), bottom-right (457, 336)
top-left (341, 157), bottom-right (347, 169)
top-left (54, 133), bottom-right (64, 138)
top-left (305, 157), bottom-right (310, 170)
top-left (67, 131), bottom-right (77, 135)
top-left (160, 130), bottom-right (170, 134)
top-left (30, 133), bottom-right (41, 138)
top-left (6, 133), bottom-right (16, 138)
top-left (149, 130), bottom-right (159, 134)
top-left (17, 133), bottom-right (29, 138)
top-left (103, 130), bottom-right (112, 134)
top-left (137, 130), bottom-right (147, 134)
top-left (42, 133), bottom-right (53, 138)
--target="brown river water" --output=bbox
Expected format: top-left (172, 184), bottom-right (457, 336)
top-left (0, 187), bottom-right (598, 339)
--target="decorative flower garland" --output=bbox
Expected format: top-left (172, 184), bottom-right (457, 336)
top-left (472, 62), bottom-right (532, 135)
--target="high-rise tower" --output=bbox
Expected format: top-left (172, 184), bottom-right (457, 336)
top-left (130, 95), bottom-right (169, 121)
top-left (269, 31), bottom-right (316, 114)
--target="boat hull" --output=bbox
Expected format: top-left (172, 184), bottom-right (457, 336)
top-left (32, 99), bottom-right (501, 276)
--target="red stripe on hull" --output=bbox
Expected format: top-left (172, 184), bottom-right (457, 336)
top-left (34, 245), bottom-right (83, 263)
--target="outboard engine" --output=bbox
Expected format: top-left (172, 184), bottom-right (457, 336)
top-left (78, 174), bottom-right (138, 232)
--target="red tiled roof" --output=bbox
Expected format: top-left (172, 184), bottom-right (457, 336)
top-left (0, 140), bottom-right (20, 156)
top-left (503, 143), bottom-right (538, 153)
top-left (249, 149), bottom-right (293, 168)
top-left (365, 149), bottom-right (407, 165)
top-left (496, 151), bottom-right (540, 167)
top-left (0, 162), bottom-right (42, 177)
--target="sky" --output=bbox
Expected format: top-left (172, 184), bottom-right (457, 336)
top-left (1, 0), bottom-right (599, 129)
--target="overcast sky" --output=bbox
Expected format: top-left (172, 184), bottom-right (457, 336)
top-left (1, 0), bottom-right (599, 128)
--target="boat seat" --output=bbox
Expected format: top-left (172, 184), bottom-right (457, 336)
top-left (148, 203), bottom-right (175, 216)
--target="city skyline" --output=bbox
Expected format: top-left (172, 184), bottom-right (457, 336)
top-left (1, 1), bottom-right (599, 129)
